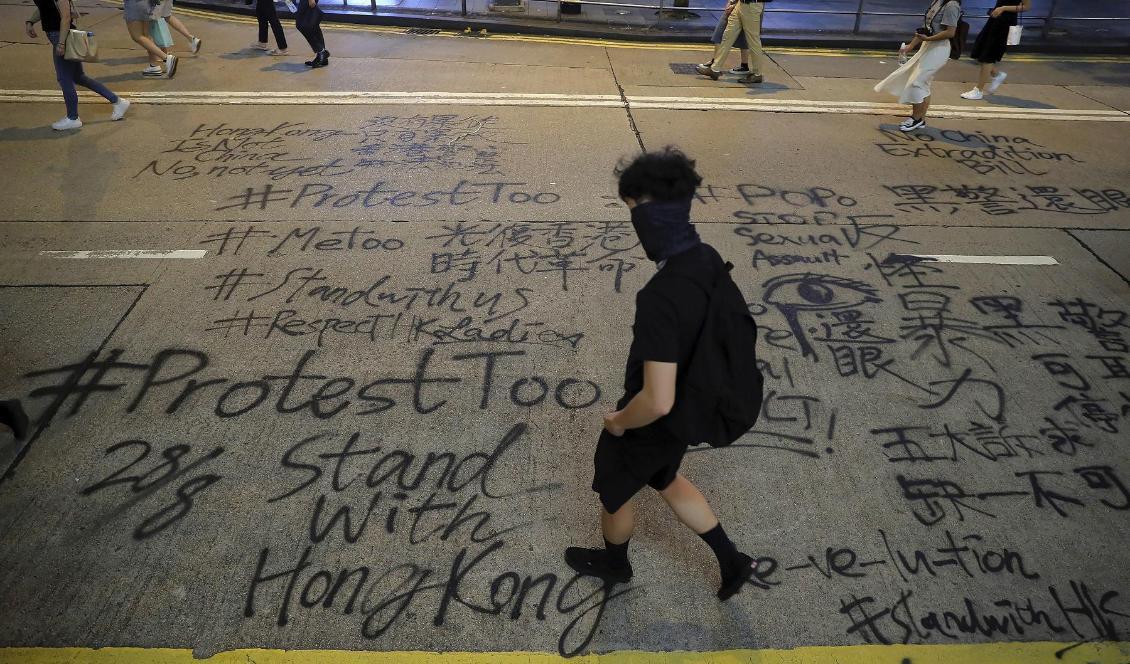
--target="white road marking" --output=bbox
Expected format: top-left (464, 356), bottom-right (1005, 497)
top-left (41, 250), bottom-right (208, 259)
top-left (3, 89), bottom-right (1127, 122)
top-left (895, 254), bottom-right (1060, 265)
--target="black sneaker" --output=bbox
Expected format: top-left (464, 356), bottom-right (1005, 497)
top-left (718, 552), bottom-right (757, 601)
top-left (565, 547), bottom-right (633, 584)
top-left (0, 400), bottom-right (30, 441)
top-left (729, 64), bottom-right (749, 74)
top-left (899, 116), bottom-right (926, 132)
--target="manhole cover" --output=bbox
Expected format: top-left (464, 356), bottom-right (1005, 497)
top-left (404, 27), bottom-right (441, 35)
top-left (669, 63), bottom-right (699, 75)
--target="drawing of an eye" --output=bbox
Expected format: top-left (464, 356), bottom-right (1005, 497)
top-left (763, 273), bottom-right (882, 311)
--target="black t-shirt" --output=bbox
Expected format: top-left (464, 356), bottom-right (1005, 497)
top-left (991, 0), bottom-right (1019, 27)
top-left (619, 242), bottom-right (725, 409)
top-left (33, 0), bottom-right (66, 32)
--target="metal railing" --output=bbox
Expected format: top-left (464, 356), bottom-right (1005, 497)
top-left (297, 0), bottom-right (1130, 42)
top-left (543, 0), bottom-right (1130, 37)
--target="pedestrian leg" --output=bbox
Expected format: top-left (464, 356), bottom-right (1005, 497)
top-left (912, 96), bottom-right (930, 121)
top-left (165, 14), bottom-right (194, 42)
top-left (659, 474), bottom-right (756, 600)
top-left (49, 34), bottom-right (80, 119)
top-left (978, 62), bottom-right (993, 92)
top-left (126, 20), bottom-right (168, 62)
top-left (710, 9), bottom-right (744, 73)
top-left (738, 1), bottom-right (764, 77)
top-left (73, 63), bottom-right (119, 103)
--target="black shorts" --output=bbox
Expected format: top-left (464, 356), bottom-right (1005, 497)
top-left (591, 424), bottom-right (687, 514)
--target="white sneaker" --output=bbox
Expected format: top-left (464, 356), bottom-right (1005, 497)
top-left (190, 36), bottom-right (202, 54)
top-left (961, 87), bottom-right (984, 100)
top-left (164, 54), bottom-right (178, 78)
top-left (986, 71), bottom-right (1008, 93)
top-left (111, 98), bottom-right (131, 121)
top-left (268, 48), bottom-right (288, 56)
top-left (52, 117), bottom-right (82, 130)
top-left (142, 64), bottom-right (163, 76)
top-left (251, 42), bottom-right (270, 50)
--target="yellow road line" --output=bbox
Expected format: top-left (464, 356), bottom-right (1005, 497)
top-left (3, 643), bottom-right (1130, 664)
top-left (111, 1), bottom-right (1130, 61)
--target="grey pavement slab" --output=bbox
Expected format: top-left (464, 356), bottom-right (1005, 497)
top-left (1069, 230), bottom-right (1130, 285)
top-left (1, 220), bottom-right (1128, 656)
top-left (608, 46), bottom-right (800, 91)
top-left (632, 109), bottom-right (1130, 228)
top-left (0, 41), bottom-right (618, 95)
top-left (0, 103), bottom-right (639, 222)
top-left (1067, 85), bottom-right (1130, 112)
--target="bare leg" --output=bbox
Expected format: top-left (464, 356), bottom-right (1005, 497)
top-left (658, 473), bottom-right (719, 534)
top-left (977, 62), bottom-right (993, 91)
top-left (166, 14), bottom-right (195, 41)
top-left (912, 96), bottom-right (931, 121)
top-left (127, 21), bottom-right (169, 61)
top-left (739, 48), bottom-right (748, 66)
top-left (601, 501), bottom-right (635, 545)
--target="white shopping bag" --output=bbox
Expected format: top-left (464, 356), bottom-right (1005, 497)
top-left (1007, 24), bottom-right (1023, 46)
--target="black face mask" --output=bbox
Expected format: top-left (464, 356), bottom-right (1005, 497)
top-left (629, 198), bottom-right (702, 263)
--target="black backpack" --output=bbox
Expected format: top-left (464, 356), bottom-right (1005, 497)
top-left (945, 1), bottom-right (969, 60)
top-left (656, 262), bottom-right (764, 447)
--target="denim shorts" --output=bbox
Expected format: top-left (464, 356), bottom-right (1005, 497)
top-left (123, 0), bottom-right (156, 22)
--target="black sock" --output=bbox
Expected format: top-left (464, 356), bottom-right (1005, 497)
top-left (699, 523), bottom-right (739, 572)
top-left (603, 538), bottom-right (630, 568)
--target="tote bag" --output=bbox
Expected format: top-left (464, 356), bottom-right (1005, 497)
top-left (63, 1), bottom-right (99, 63)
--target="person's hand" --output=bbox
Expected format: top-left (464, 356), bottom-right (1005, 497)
top-left (25, 22), bottom-right (38, 39)
top-left (307, 0), bottom-right (316, 7)
top-left (603, 412), bottom-right (625, 437)
top-left (990, 6), bottom-right (1006, 18)
top-left (55, 42), bottom-right (65, 56)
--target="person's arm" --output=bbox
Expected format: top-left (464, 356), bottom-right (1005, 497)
top-left (26, 8), bottom-right (40, 38)
top-left (603, 361), bottom-right (677, 436)
top-left (920, 24), bottom-right (956, 41)
top-left (54, 0), bottom-right (70, 55)
top-left (991, 1), bottom-right (1029, 18)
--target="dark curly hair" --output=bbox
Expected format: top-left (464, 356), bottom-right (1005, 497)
top-left (614, 147), bottom-right (703, 202)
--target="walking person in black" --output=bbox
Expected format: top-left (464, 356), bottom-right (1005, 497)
top-left (962, 0), bottom-right (1030, 100)
top-left (565, 148), bottom-right (757, 600)
top-left (295, 0), bottom-right (328, 67)
top-left (252, 0), bottom-right (288, 55)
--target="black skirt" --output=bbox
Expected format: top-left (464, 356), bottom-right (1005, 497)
top-left (971, 17), bottom-right (1010, 63)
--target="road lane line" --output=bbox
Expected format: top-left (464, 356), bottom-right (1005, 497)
top-left (894, 254), bottom-right (1060, 265)
top-left (40, 250), bottom-right (208, 259)
top-left (3, 89), bottom-right (1127, 121)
